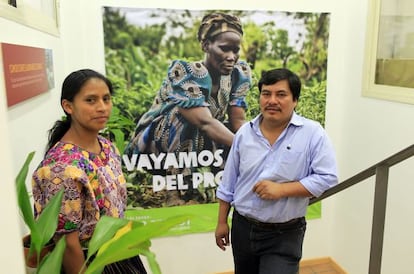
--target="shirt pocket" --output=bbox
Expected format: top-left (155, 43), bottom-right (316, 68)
top-left (272, 148), bottom-right (307, 181)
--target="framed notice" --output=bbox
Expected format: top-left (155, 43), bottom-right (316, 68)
top-left (0, 0), bottom-right (59, 36)
top-left (1, 43), bottom-right (54, 107)
top-left (362, 0), bottom-right (414, 104)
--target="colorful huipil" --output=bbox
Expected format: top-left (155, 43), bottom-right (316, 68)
top-left (32, 136), bottom-right (126, 243)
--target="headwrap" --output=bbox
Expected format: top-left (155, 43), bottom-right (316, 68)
top-left (197, 12), bottom-right (243, 42)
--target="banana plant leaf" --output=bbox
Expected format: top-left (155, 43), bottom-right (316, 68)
top-left (140, 249), bottom-right (162, 274)
top-left (30, 188), bottom-right (64, 259)
top-left (16, 151), bottom-right (36, 232)
top-left (85, 216), bottom-right (130, 259)
top-left (37, 236), bottom-right (66, 274)
top-left (85, 214), bottom-right (193, 274)
top-left (16, 151), bottom-right (65, 270)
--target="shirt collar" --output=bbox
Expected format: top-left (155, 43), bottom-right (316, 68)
top-left (249, 111), bottom-right (303, 132)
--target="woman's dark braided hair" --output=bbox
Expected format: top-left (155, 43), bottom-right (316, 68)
top-left (46, 69), bottom-right (113, 154)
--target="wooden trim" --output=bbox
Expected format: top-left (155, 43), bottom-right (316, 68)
top-left (300, 256), bottom-right (348, 273)
top-left (212, 256), bottom-right (348, 274)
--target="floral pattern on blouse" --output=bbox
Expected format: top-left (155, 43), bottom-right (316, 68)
top-left (32, 136), bottom-right (126, 242)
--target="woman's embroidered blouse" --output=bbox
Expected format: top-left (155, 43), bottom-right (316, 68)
top-left (32, 136), bottom-right (126, 242)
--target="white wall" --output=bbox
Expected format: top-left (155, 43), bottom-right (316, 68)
top-left (1, 0), bottom-right (414, 273)
top-left (0, 13), bottom-right (65, 273)
top-left (0, 30), bottom-right (25, 272)
top-left (331, 0), bottom-right (414, 273)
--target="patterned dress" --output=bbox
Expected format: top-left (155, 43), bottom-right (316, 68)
top-left (32, 136), bottom-right (126, 242)
top-left (125, 59), bottom-right (252, 166)
top-left (32, 136), bottom-right (147, 273)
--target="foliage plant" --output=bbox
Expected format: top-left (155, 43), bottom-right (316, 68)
top-left (17, 151), bottom-right (192, 274)
top-left (16, 151), bottom-right (66, 274)
top-left (84, 214), bottom-right (192, 274)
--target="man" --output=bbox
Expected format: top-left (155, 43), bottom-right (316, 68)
top-left (215, 68), bottom-right (338, 274)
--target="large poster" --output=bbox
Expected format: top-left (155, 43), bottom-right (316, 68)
top-left (102, 8), bottom-right (330, 236)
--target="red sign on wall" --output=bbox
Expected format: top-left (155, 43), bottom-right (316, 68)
top-left (1, 43), bottom-right (54, 107)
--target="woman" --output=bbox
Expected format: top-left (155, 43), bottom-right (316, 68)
top-left (32, 69), bottom-right (146, 274)
top-left (125, 12), bottom-right (252, 205)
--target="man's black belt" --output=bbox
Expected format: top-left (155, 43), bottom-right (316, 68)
top-left (234, 209), bottom-right (303, 229)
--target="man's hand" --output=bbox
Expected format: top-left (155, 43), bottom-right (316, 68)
top-left (252, 180), bottom-right (286, 200)
top-left (253, 180), bottom-right (312, 199)
top-left (215, 223), bottom-right (230, 251)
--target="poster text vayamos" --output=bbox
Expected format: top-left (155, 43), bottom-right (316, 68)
top-left (122, 149), bottom-right (225, 192)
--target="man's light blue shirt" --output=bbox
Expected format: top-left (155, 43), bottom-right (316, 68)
top-left (216, 112), bottom-right (338, 223)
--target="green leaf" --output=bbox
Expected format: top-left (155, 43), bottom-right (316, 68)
top-left (140, 249), bottom-right (162, 274)
top-left (111, 128), bottom-right (125, 154)
top-left (31, 188), bottom-right (64, 255)
top-left (85, 215), bottom-right (192, 274)
top-left (16, 151), bottom-right (36, 231)
top-left (16, 151), bottom-right (65, 269)
top-left (37, 236), bottom-right (66, 274)
top-left (86, 216), bottom-right (129, 260)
